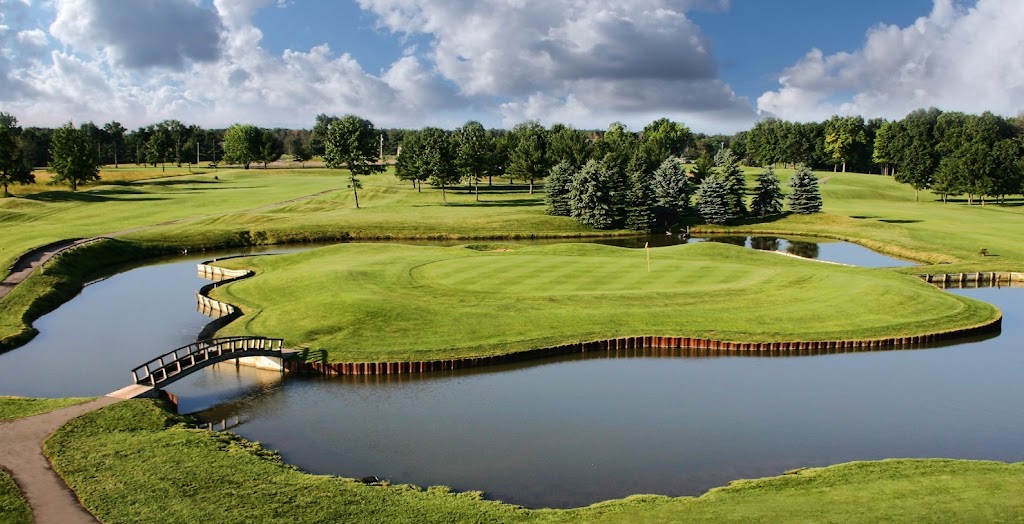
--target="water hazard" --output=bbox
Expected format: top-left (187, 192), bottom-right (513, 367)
top-left (0, 237), bottom-right (1014, 509)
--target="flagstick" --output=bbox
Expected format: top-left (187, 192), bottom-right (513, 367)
top-left (645, 242), bottom-right (651, 273)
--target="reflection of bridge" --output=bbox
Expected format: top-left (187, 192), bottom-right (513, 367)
top-left (109, 337), bottom-right (293, 400)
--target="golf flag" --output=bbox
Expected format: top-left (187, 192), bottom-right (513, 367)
top-left (645, 242), bottom-right (651, 273)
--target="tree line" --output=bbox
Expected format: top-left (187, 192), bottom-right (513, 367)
top-left (2, 107), bottom-right (1022, 206)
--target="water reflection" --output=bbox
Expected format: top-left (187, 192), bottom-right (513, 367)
top-left (186, 287), bottom-right (1023, 508)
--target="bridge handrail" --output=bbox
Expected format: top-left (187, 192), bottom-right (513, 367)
top-left (131, 336), bottom-right (284, 384)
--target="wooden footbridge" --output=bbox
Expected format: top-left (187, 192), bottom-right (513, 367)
top-left (109, 336), bottom-right (295, 400)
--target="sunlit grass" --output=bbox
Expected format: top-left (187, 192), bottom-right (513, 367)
top-left (45, 400), bottom-right (1024, 523)
top-left (211, 242), bottom-right (999, 362)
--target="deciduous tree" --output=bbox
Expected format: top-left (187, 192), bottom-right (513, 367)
top-left (222, 124), bottom-right (262, 169)
top-left (324, 115), bottom-right (386, 209)
top-left (0, 113), bottom-right (34, 196)
top-left (49, 122), bottom-right (101, 191)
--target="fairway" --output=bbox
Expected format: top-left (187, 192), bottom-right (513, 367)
top-left (211, 242), bottom-right (999, 362)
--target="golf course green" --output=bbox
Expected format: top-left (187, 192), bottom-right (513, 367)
top-left (209, 241), bottom-right (1000, 363)
top-left (1, 165), bottom-right (1023, 523)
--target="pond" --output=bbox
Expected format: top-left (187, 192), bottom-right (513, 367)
top-left (1, 236), bottom-right (1013, 509)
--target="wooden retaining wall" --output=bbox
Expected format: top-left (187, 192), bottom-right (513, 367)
top-left (195, 263), bottom-right (252, 318)
top-left (284, 315), bottom-right (1002, 376)
top-left (918, 272), bottom-right (1024, 288)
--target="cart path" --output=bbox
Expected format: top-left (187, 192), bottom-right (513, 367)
top-left (0, 187), bottom-right (340, 302)
top-left (0, 396), bottom-right (121, 524)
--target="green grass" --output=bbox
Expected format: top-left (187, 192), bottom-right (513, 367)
top-left (44, 400), bottom-right (1024, 523)
top-left (0, 396), bottom-right (93, 421)
top-left (210, 242), bottom-right (999, 362)
top-left (703, 169), bottom-right (1024, 273)
top-left (0, 469), bottom-right (29, 524)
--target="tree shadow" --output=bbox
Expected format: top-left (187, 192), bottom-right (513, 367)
top-left (26, 190), bottom-right (168, 203)
top-left (878, 219), bottom-right (922, 224)
top-left (444, 199), bottom-right (545, 208)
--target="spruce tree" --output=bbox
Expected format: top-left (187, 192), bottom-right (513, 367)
top-left (625, 168), bottom-right (656, 232)
top-left (695, 175), bottom-right (732, 225)
top-left (545, 161), bottom-right (576, 216)
top-left (652, 158), bottom-right (691, 217)
top-left (718, 152), bottom-right (747, 217)
top-left (788, 167), bottom-right (823, 214)
top-left (569, 159), bottom-right (616, 229)
top-left (750, 166), bottom-right (784, 217)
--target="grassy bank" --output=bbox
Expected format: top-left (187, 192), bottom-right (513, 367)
top-left (0, 239), bottom-right (174, 350)
top-left (0, 396), bottom-right (93, 421)
top-left (45, 400), bottom-right (1024, 523)
top-left (210, 242), bottom-right (999, 362)
top-left (0, 470), bottom-right (28, 524)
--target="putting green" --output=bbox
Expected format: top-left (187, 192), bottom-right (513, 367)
top-left (211, 242), bottom-right (999, 362)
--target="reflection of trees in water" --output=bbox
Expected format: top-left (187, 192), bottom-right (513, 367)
top-left (710, 236), bottom-right (748, 247)
top-left (750, 237), bottom-right (781, 252)
top-left (786, 241), bottom-right (820, 259)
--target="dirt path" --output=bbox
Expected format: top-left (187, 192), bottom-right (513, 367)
top-left (0, 396), bottom-right (121, 524)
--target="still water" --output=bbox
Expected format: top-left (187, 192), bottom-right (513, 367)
top-left (0, 237), bottom-right (1013, 509)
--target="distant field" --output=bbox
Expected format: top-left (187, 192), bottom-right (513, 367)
top-left (211, 242), bottom-right (999, 362)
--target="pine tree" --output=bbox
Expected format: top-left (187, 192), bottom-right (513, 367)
top-left (718, 152), bottom-right (747, 217)
top-left (750, 166), bottom-right (784, 217)
top-left (788, 167), bottom-right (823, 214)
top-left (695, 175), bottom-right (732, 224)
top-left (569, 159), bottom-right (616, 229)
top-left (652, 158), bottom-right (691, 218)
top-left (545, 161), bottom-right (576, 216)
top-left (624, 168), bottom-right (656, 232)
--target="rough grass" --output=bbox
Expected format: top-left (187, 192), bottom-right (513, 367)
top-left (45, 400), bottom-right (1024, 523)
top-left (0, 469), bottom-right (29, 524)
top-left (0, 396), bottom-right (93, 421)
top-left (210, 242), bottom-right (999, 362)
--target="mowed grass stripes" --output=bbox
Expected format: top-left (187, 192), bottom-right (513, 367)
top-left (211, 242), bottom-right (999, 362)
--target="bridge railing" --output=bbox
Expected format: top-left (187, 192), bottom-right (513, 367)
top-left (131, 336), bottom-right (284, 387)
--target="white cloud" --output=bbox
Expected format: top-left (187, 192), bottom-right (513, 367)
top-left (16, 28), bottom-right (45, 46)
top-left (358, 0), bottom-right (755, 128)
top-left (758, 0), bottom-right (1024, 122)
top-left (1, 0), bottom-right (755, 132)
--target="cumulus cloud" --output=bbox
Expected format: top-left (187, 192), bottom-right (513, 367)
top-left (1, 0), bottom-right (755, 131)
top-left (358, 0), bottom-right (755, 129)
top-left (758, 0), bottom-right (1024, 121)
top-left (49, 0), bottom-right (224, 70)
top-left (16, 28), bottom-right (46, 46)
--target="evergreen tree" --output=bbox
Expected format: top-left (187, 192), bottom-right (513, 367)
top-left (652, 158), bottom-right (691, 226)
top-left (545, 161), bottom-right (576, 216)
top-left (695, 175), bottom-right (732, 224)
top-left (718, 150), bottom-right (747, 216)
top-left (750, 166), bottom-right (784, 217)
top-left (624, 168), bottom-right (656, 232)
top-left (788, 167), bottom-right (823, 214)
top-left (569, 160), bottom-right (616, 229)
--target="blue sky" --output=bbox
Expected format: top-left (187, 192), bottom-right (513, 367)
top-left (1, 0), bottom-right (1019, 133)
